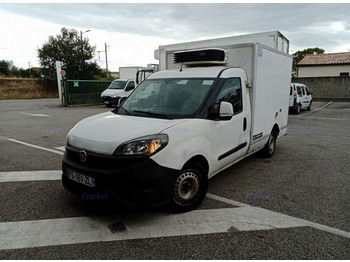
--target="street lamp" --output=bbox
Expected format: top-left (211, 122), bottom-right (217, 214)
top-left (80, 30), bottom-right (91, 40)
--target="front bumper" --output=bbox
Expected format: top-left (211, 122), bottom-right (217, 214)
top-left (62, 145), bottom-right (179, 208)
top-left (101, 96), bottom-right (120, 105)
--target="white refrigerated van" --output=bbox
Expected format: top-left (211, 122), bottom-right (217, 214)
top-left (62, 31), bottom-right (293, 212)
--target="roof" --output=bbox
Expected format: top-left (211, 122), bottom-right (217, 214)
top-left (298, 52), bottom-right (350, 66)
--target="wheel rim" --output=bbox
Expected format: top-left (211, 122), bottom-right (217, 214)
top-left (173, 171), bottom-right (200, 205)
top-left (268, 136), bottom-right (275, 155)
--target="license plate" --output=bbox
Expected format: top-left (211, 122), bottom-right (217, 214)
top-left (67, 170), bottom-right (95, 187)
top-left (104, 101), bottom-right (110, 104)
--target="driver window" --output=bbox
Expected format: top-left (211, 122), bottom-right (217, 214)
top-left (215, 78), bottom-right (242, 114)
top-left (127, 81), bottom-right (135, 91)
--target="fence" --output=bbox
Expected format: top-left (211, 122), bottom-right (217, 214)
top-left (63, 80), bottom-right (112, 106)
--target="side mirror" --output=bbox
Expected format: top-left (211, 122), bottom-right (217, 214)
top-left (219, 101), bottom-right (234, 120)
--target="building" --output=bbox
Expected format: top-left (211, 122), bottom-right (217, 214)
top-left (297, 52), bottom-right (350, 77)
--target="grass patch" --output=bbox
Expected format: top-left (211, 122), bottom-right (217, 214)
top-left (0, 78), bottom-right (58, 100)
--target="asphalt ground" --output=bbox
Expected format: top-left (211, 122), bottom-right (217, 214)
top-left (0, 98), bottom-right (349, 259)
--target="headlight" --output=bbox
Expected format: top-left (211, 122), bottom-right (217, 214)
top-left (114, 134), bottom-right (168, 156)
top-left (112, 94), bottom-right (119, 98)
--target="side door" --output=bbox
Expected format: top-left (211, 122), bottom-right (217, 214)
top-left (296, 85), bottom-right (303, 106)
top-left (210, 74), bottom-right (251, 172)
top-left (304, 85), bottom-right (312, 108)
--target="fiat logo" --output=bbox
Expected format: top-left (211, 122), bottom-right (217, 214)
top-left (79, 150), bottom-right (87, 162)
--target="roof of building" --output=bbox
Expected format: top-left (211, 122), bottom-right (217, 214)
top-left (298, 52), bottom-right (350, 66)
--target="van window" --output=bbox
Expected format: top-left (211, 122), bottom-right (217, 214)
top-left (301, 86), bottom-right (306, 95)
top-left (297, 86), bottom-right (302, 96)
top-left (215, 78), bottom-right (242, 114)
top-left (305, 86), bottom-right (310, 95)
top-left (108, 80), bottom-right (127, 90)
top-left (126, 81), bottom-right (135, 91)
top-left (290, 85), bottom-right (292, 96)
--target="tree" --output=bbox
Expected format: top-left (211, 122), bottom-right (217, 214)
top-left (0, 60), bottom-right (10, 76)
top-left (37, 28), bottom-right (104, 89)
top-left (292, 47), bottom-right (325, 74)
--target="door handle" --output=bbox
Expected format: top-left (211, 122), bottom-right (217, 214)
top-left (243, 117), bottom-right (247, 131)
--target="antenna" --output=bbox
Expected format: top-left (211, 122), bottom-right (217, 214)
top-left (179, 46), bottom-right (187, 72)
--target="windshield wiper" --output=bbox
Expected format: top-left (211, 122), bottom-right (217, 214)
top-left (133, 110), bottom-right (170, 119)
top-left (120, 106), bottom-right (130, 115)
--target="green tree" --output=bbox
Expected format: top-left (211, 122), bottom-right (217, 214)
top-left (292, 47), bottom-right (325, 74)
top-left (37, 28), bottom-right (104, 89)
top-left (0, 60), bottom-right (10, 76)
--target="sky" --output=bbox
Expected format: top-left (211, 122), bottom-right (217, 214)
top-left (1, 2), bottom-right (350, 72)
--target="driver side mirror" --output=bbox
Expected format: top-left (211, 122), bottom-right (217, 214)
top-left (219, 101), bottom-right (234, 120)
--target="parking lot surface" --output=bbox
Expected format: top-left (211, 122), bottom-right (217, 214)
top-left (0, 98), bottom-right (349, 259)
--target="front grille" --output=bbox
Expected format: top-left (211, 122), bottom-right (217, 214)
top-left (65, 145), bottom-right (148, 170)
top-left (102, 96), bottom-right (113, 101)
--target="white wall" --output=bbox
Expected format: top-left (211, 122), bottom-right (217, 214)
top-left (298, 65), bottom-right (350, 77)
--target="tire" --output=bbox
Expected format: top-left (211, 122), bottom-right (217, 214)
top-left (307, 101), bottom-right (312, 111)
top-left (106, 104), bottom-right (112, 108)
top-left (170, 163), bottom-right (208, 213)
top-left (261, 131), bottom-right (277, 158)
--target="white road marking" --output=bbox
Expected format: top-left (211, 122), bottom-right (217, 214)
top-left (0, 207), bottom-right (311, 251)
top-left (55, 146), bottom-right (66, 152)
top-left (302, 117), bottom-right (349, 121)
top-left (1, 205), bottom-right (349, 251)
top-left (206, 193), bottom-right (250, 207)
top-left (20, 112), bottom-right (52, 117)
top-left (1, 170), bottom-right (349, 251)
top-left (297, 101), bottom-right (333, 118)
top-left (0, 170), bottom-right (61, 183)
top-left (7, 139), bottom-right (64, 155)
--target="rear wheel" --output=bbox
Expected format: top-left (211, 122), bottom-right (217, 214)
top-left (307, 101), bottom-right (312, 110)
top-left (170, 163), bottom-right (208, 213)
top-left (261, 131), bottom-right (277, 158)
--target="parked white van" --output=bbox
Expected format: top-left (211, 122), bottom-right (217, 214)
top-left (101, 79), bottom-right (135, 107)
top-left (289, 83), bottom-right (312, 114)
top-left (62, 31), bottom-right (292, 212)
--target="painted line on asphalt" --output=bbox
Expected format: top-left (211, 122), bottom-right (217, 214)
top-left (0, 170), bottom-right (61, 183)
top-left (302, 116), bottom-right (349, 121)
top-left (7, 138), bottom-right (64, 155)
top-left (297, 101), bottom-right (333, 118)
top-left (55, 146), bottom-right (66, 152)
top-left (206, 193), bottom-right (250, 207)
top-left (208, 195), bottom-right (350, 240)
top-left (1, 204), bottom-right (348, 251)
top-left (0, 206), bottom-right (309, 251)
top-left (19, 112), bottom-right (52, 117)
top-left (1, 170), bottom-right (349, 248)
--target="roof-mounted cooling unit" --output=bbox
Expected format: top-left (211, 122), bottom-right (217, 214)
top-left (173, 48), bottom-right (227, 65)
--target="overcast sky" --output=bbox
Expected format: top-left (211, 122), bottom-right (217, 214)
top-left (1, 3), bottom-right (350, 71)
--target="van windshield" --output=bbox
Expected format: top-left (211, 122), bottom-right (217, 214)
top-left (108, 81), bottom-right (127, 90)
top-left (118, 78), bottom-right (215, 119)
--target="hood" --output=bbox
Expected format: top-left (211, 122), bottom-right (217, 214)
top-left (101, 89), bottom-right (124, 97)
top-left (67, 111), bottom-right (187, 155)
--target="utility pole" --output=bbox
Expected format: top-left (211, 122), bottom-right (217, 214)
top-left (105, 43), bottom-right (109, 77)
top-left (80, 30), bottom-right (91, 40)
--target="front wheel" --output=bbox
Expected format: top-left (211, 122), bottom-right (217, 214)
top-left (170, 163), bottom-right (208, 213)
